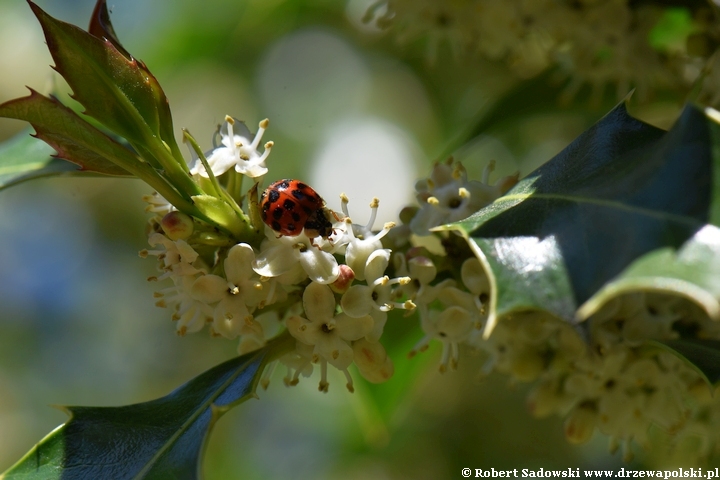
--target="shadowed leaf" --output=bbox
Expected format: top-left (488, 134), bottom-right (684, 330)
top-left (653, 338), bottom-right (720, 386)
top-left (1, 346), bottom-right (275, 480)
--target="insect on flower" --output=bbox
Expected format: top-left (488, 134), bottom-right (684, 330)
top-left (260, 179), bottom-right (339, 240)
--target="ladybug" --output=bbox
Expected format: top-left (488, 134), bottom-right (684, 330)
top-left (260, 179), bottom-right (335, 239)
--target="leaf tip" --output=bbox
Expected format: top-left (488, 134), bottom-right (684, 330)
top-left (49, 404), bottom-right (74, 418)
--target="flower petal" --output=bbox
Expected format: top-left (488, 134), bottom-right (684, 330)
top-left (364, 249), bottom-right (390, 283)
top-left (298, 247), bottom-right (339, 284)
top-left (190, 274), bottom-right (228, 304)
top-left (366, 309), bottom-right (388, 343)
top-left (286, 315), bottom-right (315, 345)
top-left (314, 335), bottom-right (354, 370)
top-left (334, 312), bottom-right (373, 341)
top-left (436, 306), bottom-right (473, 342)
top-left (224, 243), bottom-right (256, 284)
top-left (213, 295), bottom-right (252, 339)
top-left (253, 244), bottom-right (296, 277)
top-left (303, 282), bottom-right (336, 322)
top-left (341, 285), bottom-right (374, 318)
top-left (461, 258), bottom-right (490, 295)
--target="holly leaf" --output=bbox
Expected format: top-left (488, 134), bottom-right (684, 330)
top-left (650, 338), bottom-right (720, 386)
top-left (443, 102), bottom-right (714, 335)
top-left (28, 1), bottom-right (181, 159)
top-left (0, 90), bottom-right (141, 177)
top-left (1, 345), bottom-right (273, 480)
top-left (0, 126), bottom-right (78, 191)
top-left (577, 224), bottom-right (720, 322)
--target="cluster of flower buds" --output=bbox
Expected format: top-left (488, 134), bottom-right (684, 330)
top-left (364, 0), bottom-right (720, 105)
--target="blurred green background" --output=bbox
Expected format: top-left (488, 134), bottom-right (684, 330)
top-left (0, 0), bottom-right (700, 477)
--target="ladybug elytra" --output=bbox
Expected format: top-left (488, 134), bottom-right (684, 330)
top-left (260, 179), bottom-right (335, 239)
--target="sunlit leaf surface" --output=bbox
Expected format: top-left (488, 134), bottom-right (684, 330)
top-left (446, 103), bottom-right (715, 334)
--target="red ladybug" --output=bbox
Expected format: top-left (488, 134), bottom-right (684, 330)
top-left (260, 179), bottom-right (335, 239)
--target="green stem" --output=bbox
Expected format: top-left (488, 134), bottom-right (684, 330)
top-left (182, 129), bottom-right (222, 198)
top-left (182, 129), bottom-right (252, 226)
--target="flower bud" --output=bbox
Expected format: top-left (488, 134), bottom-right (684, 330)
top-left (353, 338), bottom-right (394, 383)
top-left (564, 402), bottom-right (598, 444)
top-left (161, 211), bottom-right (194, 240)
top-left (330, 265), bottom-right (355, 294)
top-left (408, 256), bottom-right (436, 285)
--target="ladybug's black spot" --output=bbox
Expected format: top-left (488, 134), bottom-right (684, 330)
top-left (283, 199), bottom-right (296, 210)
top-left (268, 190), bottom-right (280, 203)
top-left (291, 189), bottom-right (308, 202)
top-left (271, 221), bottom-right (282, 231)
top-left (302, 205), bottom-right (313, 215)
top-left (286, 223), bottom-right (295, 232)
top-left (272, 207), bottom-right (284, 220)
top-left (278, 180), bottom-right (290, 189)
top-left (291, 212), bottom-right (301, 222)
top-left (296, 182), bottom-right (308, 190)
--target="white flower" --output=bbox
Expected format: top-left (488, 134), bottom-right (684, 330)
top-left (189, 243), bottom-right (265, 339)
top-left (280, 342), bottom-right (315, 387)
top-left (142, 192), bottom-right (175, 215)
top-left (156, 275), bottom-right (213, 336)
top-left (338, 195), bottom-right (395, 281)
top-left (141, 233), bottom-right (204, 280)
top-left (410, 159), bottom-right (518, 235)
top-left (341, 249), bottom-right (415, 341)
top-left (342, 249), bottom-right (414, 316)
top-left (416, 305), bottom-right (474, 372)
top-left (238, 311), bottom-right (283, 355)
top-left (286, 282), bottom-right (373, 392)
top-left (253, 228), bottom-right (340, 284)
top-left (190, 116), bottom-right (273, 179)
top-left (456, 257), bottom-right (492, 335)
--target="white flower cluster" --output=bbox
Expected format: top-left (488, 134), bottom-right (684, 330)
top-left (141, 115), bottom-right (414, 392)
top-left (365, 0), bottom-right (717, 105)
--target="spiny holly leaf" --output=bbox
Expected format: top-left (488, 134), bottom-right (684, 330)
top-left (0, 90), bottom-right (138, 177)
top-left (0, 126), bottom-right (77, 191)
top-left (86, 0), bottom-right (183, 163)
top-left (651, 338), bottom-right (720, 386)
top-left (1, 344), bottom-right (277, 480)
top-left (577, 224), bottom-right (720, 322)
top-left (28, 1), bottom-right (180, 159)
top-left (443, 102), bottom-right (713, 335)
top-left (88, 0), bottom-right (132, 60)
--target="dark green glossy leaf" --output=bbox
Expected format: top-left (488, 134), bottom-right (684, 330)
top-left (652, 338), bottom-right (720, 386)
top-left (29, 1), bottom-right (180, 157)
top-left (577, 224), bottom-right (720, 321)
top-left (445, 102), bottom-right (713, 333)
top-left (1, 345), bottom-right (274, 480)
